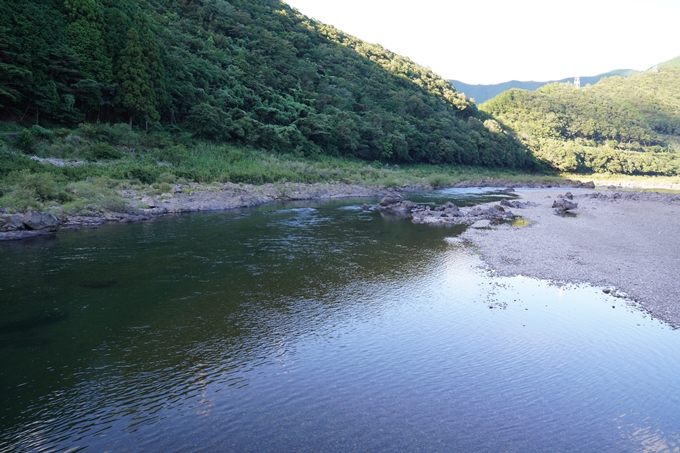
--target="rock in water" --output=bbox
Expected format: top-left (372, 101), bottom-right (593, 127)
top-left (379, 194), bottom-right (403, 206)
top-left (552, 199), bottom-right (578, 214)
top-left (23, 211), bottom-right (60, 231)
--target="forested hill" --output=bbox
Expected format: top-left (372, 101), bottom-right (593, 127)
top-left (0, 0), bottom-right (533, 169)
top-left (451, 69), bottom-right (639, 104)
top-left (480, 66), bottom-right (680, 175)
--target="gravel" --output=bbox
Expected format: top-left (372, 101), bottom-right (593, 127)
top-left (460, 189), bottom-right (680, 328)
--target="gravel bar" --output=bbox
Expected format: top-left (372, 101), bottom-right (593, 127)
top-left (460, 188), bottom-right (680, 328)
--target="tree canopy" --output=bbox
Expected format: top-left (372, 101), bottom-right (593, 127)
top-left (0, 0), bottom-right (534, 169)
top-left (480, 67), bottom-right (680, 175)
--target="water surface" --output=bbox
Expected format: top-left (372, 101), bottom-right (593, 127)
top-left (1, 194), bottom-right (679, 452)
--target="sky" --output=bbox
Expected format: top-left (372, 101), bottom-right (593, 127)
top-left (284, 0), bottom-right (680, 85)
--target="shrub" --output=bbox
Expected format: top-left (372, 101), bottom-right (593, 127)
top-left (155, 145), bottom-right (187, 165)
top-left (15, 129), bottom-right (35, 154)
top-left (427, 173), bottom-right (451, 187)
top-left (2, 170), bottom-right (70, 202)
top-left (87, 142), bottom-right (123, 160)
top-left (157, 172), bottom-right (177, 184)
top-left (127, 167), bottom-right (158, 184)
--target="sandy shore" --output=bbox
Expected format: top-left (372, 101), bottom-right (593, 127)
top-left (460, 189), bottom-right (680, 328)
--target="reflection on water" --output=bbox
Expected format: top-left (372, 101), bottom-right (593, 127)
top-left (1, 195), bottom-right (679, 452)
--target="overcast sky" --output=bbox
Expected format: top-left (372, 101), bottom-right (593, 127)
top-left (284, 0), bottom-right (680, 85)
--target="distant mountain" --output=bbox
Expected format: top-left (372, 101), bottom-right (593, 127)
top-left (480, 65), bottom-right (680, 175)
top-left (451, 69), bottom-right (639, 104)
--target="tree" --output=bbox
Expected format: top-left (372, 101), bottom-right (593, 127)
top-left (64, 0), bottom-right (112, 84)
top-left (115, 28), bottom-right (157, 129)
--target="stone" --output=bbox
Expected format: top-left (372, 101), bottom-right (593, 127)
top-left (552, 198), bottom-right (578, 213)
top-left (23, 211), bottom-right (60, 231)
top-left (141, 196), bottom-right (160, 208)
top-left (444, 201), bottom-right (459, 211)
top-left (379, 194), bottom-right (403, 206)
top-left (0, 213), bottom-right (25, 232)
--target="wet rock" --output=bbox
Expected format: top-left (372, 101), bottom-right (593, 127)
top-left (379, 194), bottom-right (403, 206)
top-left (0, 213), bottom-right (25, 232)
top-left (552, 198), bottom-right (578, 214)
top-left (500, 187), bottom-right (515, 193)
top-left (23, 211), bottom-right (60, 231)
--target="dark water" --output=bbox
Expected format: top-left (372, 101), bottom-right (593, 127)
top-left (1, 192), bottom-right (679, 452)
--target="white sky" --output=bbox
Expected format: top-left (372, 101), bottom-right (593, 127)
top-left (284, 0), bottom-right (680, 85)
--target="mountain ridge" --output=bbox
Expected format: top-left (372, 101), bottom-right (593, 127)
top-left (451, 69), bottom-right (639, 104)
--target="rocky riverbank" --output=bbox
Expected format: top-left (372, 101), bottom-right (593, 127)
top-left (1, 182), bottom-right (397, 240)
top-left (459, 188), bottom-right (680, 329)
top-left (1, 177), bottom-right (593, 241)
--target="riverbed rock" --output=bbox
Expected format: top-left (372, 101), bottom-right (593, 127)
top-left (23, 211), bottom-right (60, 231)
top-left (552, 198), bottom-right (578, 214)
top-left (379, 194), bottom-right (403, 206)
top-left (0, 213), bottom-right (26, 232)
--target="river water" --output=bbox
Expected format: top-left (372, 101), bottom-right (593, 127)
top-left (1, 190), bottom-right (679, 452)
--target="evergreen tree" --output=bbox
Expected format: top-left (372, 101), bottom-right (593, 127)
top-left (64, 0), bottom-right (112, 84)
top-left (142, 30), bottom-right (168, 118)
top-left (116, 28), bottom-right (157, 129)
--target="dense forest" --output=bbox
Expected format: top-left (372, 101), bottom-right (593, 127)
top-left (0, 0), bottom-right (534, 169)
top-left (480, 66), bottom-right (680, 175)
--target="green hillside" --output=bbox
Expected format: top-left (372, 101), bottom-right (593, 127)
top-left (0, 0), bottom-right (533, 169)
top-left (658, 55), bottom-right (680, 69)
top-left (450, 70), bottom-right (639, 104)
top-left (480, 66), bottom-right (680, 175)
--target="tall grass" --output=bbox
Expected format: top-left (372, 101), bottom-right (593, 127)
top-left (1, 122), bottom-right (569, 213)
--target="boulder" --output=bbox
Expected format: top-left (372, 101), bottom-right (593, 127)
top-left (141, 196), bottom-right (160, 208)
top-left (444, 201), bottom-right (459, 211)
top-left (552, 198), bottom-right (578, 213)
top-left (0, 213), bottom-right (26, 232)
top-left (379, 194), bottom-right (403, 206)
top-left (23, 211), bottom-right (60, 231)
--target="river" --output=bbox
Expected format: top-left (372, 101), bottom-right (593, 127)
top-left (1, 190), bottom-right (679, 452)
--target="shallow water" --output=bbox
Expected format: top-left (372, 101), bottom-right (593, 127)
top-left (1, 193), bottom-right (679, 452)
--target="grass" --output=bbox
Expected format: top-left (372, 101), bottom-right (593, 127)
top-left (7, 121), bottom-right (666, 216)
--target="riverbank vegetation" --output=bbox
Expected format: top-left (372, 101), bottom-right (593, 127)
top-left (0, 122), bottom-right (566, 214)
top-left (480, 66), bottom-right (680, 175)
